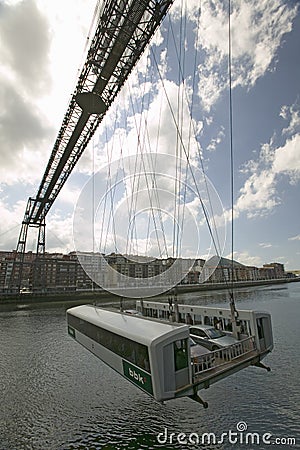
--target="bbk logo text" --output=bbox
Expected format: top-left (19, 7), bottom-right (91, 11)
top-left (128, 367), bottom-right (145, 384)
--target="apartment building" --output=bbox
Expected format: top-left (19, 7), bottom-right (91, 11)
top-left (0, 250), bottom-right (287, 293)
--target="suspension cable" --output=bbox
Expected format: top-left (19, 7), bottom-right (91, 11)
top-left (228, 0), bottom-right (239, 331)
top-left (228, 1), bottom-right (234, 292)
top-left (167, 2), bottom-right (226, 263)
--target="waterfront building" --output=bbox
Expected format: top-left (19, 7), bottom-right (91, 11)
top-left (0, 250), bottom-right (288, 294)
top-left (262, 262), bottom-right (285, 279)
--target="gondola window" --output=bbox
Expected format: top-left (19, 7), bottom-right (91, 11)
top-left (68, 315), bottom-right (151, 372)
top-left (174, 339), bottom-right (188, 371)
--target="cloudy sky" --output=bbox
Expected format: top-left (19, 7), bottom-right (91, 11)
top-left (0, 0), bottom-right (299, 270)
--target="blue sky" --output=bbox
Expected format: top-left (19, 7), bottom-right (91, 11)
top-left (0, 0), bottom-right (299, 270)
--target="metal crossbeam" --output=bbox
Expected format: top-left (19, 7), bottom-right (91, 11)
top-left (27, 0), bottom-right (174, 224)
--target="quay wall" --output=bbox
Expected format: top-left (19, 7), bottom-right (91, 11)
top-left (0, 278), bottom-right (299, 307)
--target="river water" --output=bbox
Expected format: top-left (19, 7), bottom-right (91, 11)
top-left (0, 283), bottom-right (299, 450)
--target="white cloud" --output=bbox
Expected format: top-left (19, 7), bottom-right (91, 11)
top-left (235, 101), bottom-right (300, 218)
top-left (47, 213), bottom-right (74, 253)
top-left (289, 235), bottom-right (300, 241)
top-left (0, 198), bottom-right (26, 250)
top-left (236, 170), bottom-right (278, 218)
top-left (57, 184), bottom-right (82, 206)
top-left (226, 251), bottom-right (263, 267)
top-left (207, 127), bottom-right (225, 152)
top-left (273, 134), bottom-right (300, 183)
top-left (272, 256), bottom-right (288, 264)
top-left (191, 0), bottom-right (298, 111)
top-left (0, 0), bottom-right (96, 185)
top-left (259, 243), bottom-right (273, 249)
top-left (0, 0), bottom-right (54, 184)
top-left (280, 105), bottom-right (289, 120)
top-left (281, 104), bottom-right (300, 136)
top-left (0, 0), bottom-right (52, 93)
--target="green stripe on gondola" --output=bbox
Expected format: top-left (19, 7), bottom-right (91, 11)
top-left (123, 360), bottom-right (153, 395)
top-left (68, 326), bottom-right (75, 338)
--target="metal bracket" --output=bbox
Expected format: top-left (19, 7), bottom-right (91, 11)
top-left (189, 392), bottom-right (208, 408)
top-left (254, 361), bottom-right (271, 372)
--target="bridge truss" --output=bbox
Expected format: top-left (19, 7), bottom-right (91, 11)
top-left (10, 0), bottom-right (175, 291)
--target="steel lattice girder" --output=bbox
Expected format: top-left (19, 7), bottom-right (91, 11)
top-left (28, 0), bottom-right (175, 224)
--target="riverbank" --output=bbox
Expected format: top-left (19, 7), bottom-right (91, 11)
top-left (176, 277), bottom-right (300, 292)
top-left (0, 277), bottom-right (299, 308)
top-left (0, 290), bottom-right (119, 309)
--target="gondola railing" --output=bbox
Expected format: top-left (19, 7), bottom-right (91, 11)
top-left (192, 336), bottom-right (256, 377)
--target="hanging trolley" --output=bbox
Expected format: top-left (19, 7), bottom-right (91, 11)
top-left (67, 304), bottom-right (272, 407)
